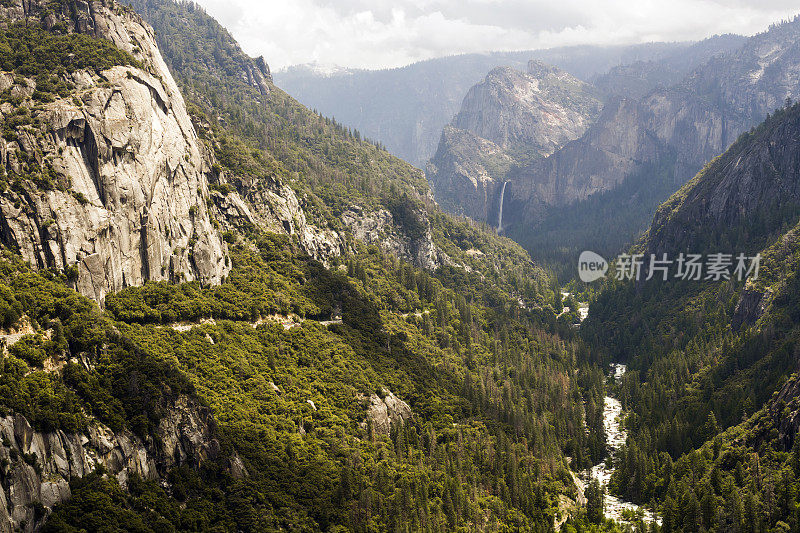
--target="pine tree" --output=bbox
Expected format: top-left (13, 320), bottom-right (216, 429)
top-left (586, 478), bottom-right (604, 524)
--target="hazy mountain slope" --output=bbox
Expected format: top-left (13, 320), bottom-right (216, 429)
top-left (582, 102), bottom-right (800, 530)
top-left (427, 61), bottom-right (603, 222)
top-left (496, 16), bottom-right (800, 276)
top-left (593, 34), bottom-right (748, 99)
top-left (275, 42), bottom-right (691, 167)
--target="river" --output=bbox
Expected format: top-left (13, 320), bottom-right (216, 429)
top-left (582, 363), bottom-right (660, 525)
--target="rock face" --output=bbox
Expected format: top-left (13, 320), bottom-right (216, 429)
top-left (767, 375), bottom-right (800, 451)
top-left (453, 62), bottom-right (602, 158)
top-left (361, 388), bottom-right (412, 437)
top-left (426, 126), bottom-right (515, 221)
top-left (744, 371), bottom-right (800, 454)
top-left (0, 395), bottom-right (232, 533)
top-left (645, 103), bottom-right (800, 256)
top-left (506, 96), bottom-right (670, 224)
top-left (732, 288), bottom-right (771, 330)
top-left (427, 61), bottom-right (602, 224)
top-left (503, 17), bottom-right (800, 232)
top-left (342, 206), bottom-right (450, 271)
top-left (211, 173), bottom-right (344, 262)
top-left (0, 0), bottom-right (230, 302)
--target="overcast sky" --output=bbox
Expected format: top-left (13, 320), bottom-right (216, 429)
top-left (192, 0), bottom-right (800, 71)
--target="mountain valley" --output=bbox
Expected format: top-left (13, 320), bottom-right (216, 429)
top-left (0, 0), bottom-right (799, 531)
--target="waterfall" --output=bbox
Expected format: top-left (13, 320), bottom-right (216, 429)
top-left (497, 181), bottom-right (508, 232)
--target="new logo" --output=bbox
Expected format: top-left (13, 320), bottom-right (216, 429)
top-left (578, 251), bottom-right (608, 283)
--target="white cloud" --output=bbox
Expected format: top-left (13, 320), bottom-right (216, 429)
top-left (192, 0), bottom-right (800, 70)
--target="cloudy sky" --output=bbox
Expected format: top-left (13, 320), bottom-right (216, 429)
top-left (192, 0), bottom-right (800, 71)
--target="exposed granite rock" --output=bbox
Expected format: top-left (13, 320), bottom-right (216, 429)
top-left (211, 173), bottom-right (344, 262)
top-left (426, 126), bottom-right (514, 221)
top-left (360, 388), bottom-right (412, 436)
top-left (342, 206), bottom-right (450, 271)
top-left (509, 97), bottom-right (667, 223)
top-left (732, 288), bottom-right (771, 330)
top-left (243, 55), bottom-right (272, 95)
top-left (453, 62), bottom-right (602, 158)
top-left (745, 373), bottom-right (800, 454)
top-left (0, 0), bottom-right (229, 302)
top-left (769, 376), bottom-right (800, 451)
top-left (0, 395), bottom-right (233, 533)
top-left (427, 61), bottom-right (602, 225)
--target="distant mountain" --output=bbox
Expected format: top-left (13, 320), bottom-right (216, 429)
top-left (593, 34), bottom-right (748, 99)
top-left (427, 61), bottom-right (603, 223)
top-left (492, 18), bottom-right (800, 276)
top-left (275, 43), bottom-right (694, 167)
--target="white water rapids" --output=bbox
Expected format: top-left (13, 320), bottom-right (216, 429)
top-left (581, 363), bottom-right (660, 525)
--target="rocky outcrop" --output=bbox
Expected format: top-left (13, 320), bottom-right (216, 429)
top-left (0, 395), bottom-right (238, 533)
top-left (427, 61), bottom-right (602, 225)
top-left (745, 373), bottom-right (800, 453)
top-left (732, 288), bottom-right (771, 330)
top-left (245, 55), bottom-right (272, 95)
top-left (426, 126), bottom-right (514, 221)
top-left (768, 375), bottom-right (800, 451)
top-left (211, 173), bottom-right (343, 262)
top-left (342, 206), bottom-right (450, 271)
top-left (453, 62), bottom-right (602, 158)
top-left (360, 388), bottom-right (412, 436)
top-left (0, 0), bottom-right (230, 302)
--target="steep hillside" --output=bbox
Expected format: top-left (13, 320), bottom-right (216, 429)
top-left (0, 0), bottom-right (623, 530)
top-left (582, 102), bottom-right (800, 530)
top-left (427, 61), bottom-right (602, 224)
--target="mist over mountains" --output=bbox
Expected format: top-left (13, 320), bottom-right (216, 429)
top-left (276, 42), bottom-right (709, 167)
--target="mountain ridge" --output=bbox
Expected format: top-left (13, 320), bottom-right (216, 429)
top-left (427, 61), bottom-right (603, 224)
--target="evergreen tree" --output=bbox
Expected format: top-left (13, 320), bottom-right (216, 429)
top-left (586, 479), bottom-right (604, 524)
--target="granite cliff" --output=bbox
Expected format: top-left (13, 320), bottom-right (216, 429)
top-left (0, 395), bottom-right (234, 532)
top-left (0, 0), bottom-right (230, 302)
top-left (427, 61), bottom-right (602, 224)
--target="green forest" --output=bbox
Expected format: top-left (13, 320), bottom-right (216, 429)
top-left (2, 0), bottom-right (800, 531)
top-left (0, 0), bottom-right (616, 530)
